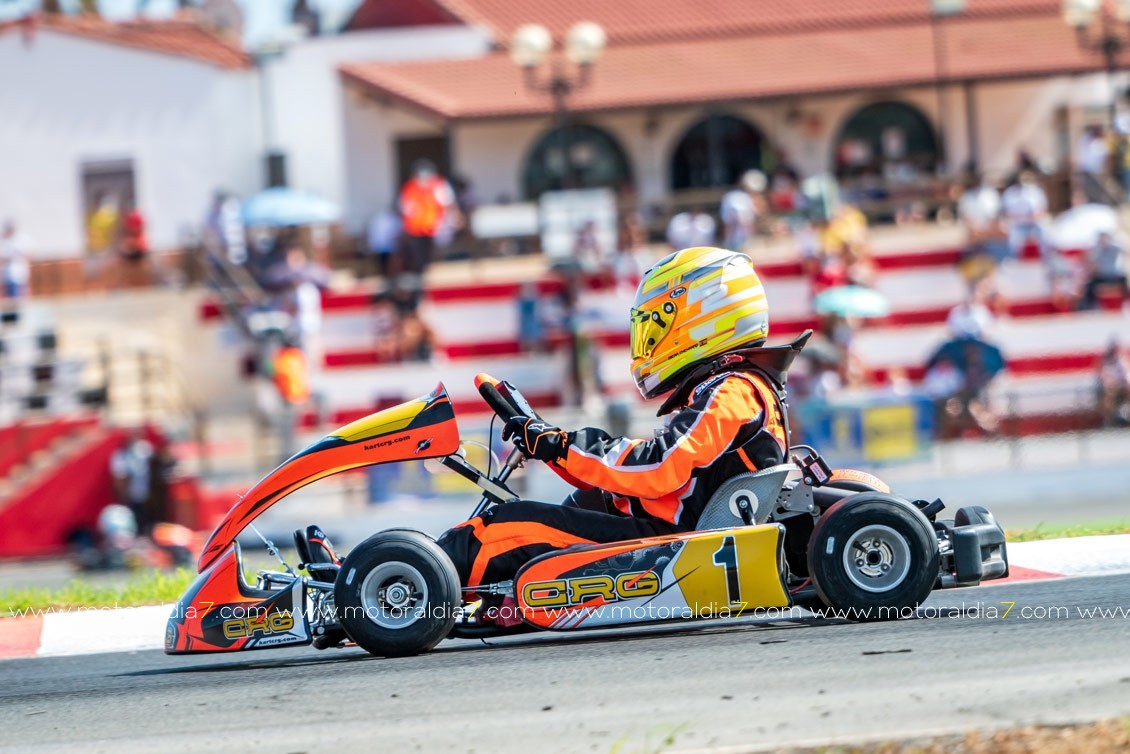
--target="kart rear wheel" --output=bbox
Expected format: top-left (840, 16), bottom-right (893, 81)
top-left (335, 530), bottom-right (459, 657)
top-left (808, 493), bottom-right (938, 620)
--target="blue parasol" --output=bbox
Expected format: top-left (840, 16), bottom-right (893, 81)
top-left (813, 285), bottom-right (890, 318)
top-left (242, 187), bottom-right (341, 228)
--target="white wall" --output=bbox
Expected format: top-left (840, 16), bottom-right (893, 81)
top-left (268, 24), bottom-right (491, 230)
top-left (420, 74), bottom-right (1126, 212)
top-left (972, 73), bottom-right (1120, 178)
top-left (0, 23), bottom-right (491, 256)
top-left (341, 87), bottom-right (445, 231)
top-left (0, 31), bottom-right (260, 258)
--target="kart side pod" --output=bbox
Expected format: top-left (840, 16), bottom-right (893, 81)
top-left (514, 524), bottom-right (791, 630)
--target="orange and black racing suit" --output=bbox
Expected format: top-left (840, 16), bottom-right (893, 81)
top-left (437, 369), bottom-right (788, 589)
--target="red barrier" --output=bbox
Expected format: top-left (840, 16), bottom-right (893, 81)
top-left (0, 431), bottom-right (121, 558)
top-left (0, 417), bottom-right (99, 479)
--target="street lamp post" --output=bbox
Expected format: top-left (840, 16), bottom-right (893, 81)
top-left (511, 21), bottom-right (606, 190)
top-left (1064, 0), bottom-right (1130, 128)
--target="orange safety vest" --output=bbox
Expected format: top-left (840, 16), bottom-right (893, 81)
top-left (273, 346), bottom-right (310, 405)
top-left (400, 177), bottom-right (447, 237)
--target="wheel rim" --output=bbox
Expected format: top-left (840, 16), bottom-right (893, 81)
top-left (841, 524), bottom-right (912, 593)
top-left (359, 561), bottom-right (429, 629)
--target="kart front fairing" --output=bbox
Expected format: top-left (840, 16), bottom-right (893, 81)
top-left (196, 383), bottom-right (461, 572)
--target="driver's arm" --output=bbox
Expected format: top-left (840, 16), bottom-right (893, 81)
top-left (558, 375), bottom-right (767, 500)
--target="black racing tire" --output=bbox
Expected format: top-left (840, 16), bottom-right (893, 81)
top-left (808, 493), bottom-right (939, 621)
top-left (813, 474), bottom-right (889, 512)
top-left (829, 481), bottom-right (881, 493)
top-left (827, 476), bottom-right (887, 494)
top-left (954, 505), bottom-right (997, 528)
top-left (334, 530), bottom-right (459, 657)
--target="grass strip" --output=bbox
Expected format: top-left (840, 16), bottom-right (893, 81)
top-left (1005, 520), bottom-right (1130, 542)
top-left (1, 568), bottom-right (197, 615)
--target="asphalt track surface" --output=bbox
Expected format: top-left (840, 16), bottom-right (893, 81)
top-left (3, 575), bottom-right (1130, 754)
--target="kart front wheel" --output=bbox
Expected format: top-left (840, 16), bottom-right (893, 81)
top-left (808, 493), bottom-right (938, 620)
top-left (335, 530), bottom-right (459, 657)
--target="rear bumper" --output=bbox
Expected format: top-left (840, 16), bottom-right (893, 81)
top-left (937, 510), bottom-right (1009, 588)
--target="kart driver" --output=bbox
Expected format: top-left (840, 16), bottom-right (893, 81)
top-left (438, 246), bottom-right (788, 598)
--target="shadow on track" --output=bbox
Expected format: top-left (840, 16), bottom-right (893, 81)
top-left (118, 652), bottom-right (373, 676)
top-left (119, 615), bottom-right (854, 677)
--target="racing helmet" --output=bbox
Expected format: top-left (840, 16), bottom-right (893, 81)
top-left (630, 246), bottom-right (769, 399)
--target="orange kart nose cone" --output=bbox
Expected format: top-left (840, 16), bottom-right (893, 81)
top-left (197, 384), bottom-right (461, 572)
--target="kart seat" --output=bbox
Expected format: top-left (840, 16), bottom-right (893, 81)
top-left (293, 525), bottom-right (341, 583)
top-left (696, 464), bottom-right (793, 530)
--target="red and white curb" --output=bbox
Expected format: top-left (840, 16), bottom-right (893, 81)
top-left (2, 535), bottom-right (1128, 661)
top-left (0, 604), bottom-right (171, 660)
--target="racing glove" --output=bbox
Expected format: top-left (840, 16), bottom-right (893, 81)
top-left (502, 416), bottom-right (569, 463)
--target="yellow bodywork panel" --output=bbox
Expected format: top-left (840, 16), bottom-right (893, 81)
top-left (332, 397), bottom-right (429, 443)
top-left (672, 525), bottom-right (789, 616)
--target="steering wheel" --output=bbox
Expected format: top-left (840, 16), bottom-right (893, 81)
top-left (474, 373), bottom-right (539, 423)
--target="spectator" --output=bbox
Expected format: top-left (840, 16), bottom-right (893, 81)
top-left (367, 204), bottom-right (402, 279)
top-left (957, 172), bottom-right (1003, 254)
top-left (121, 202), bottom-right (149, 262)
top-left (119, 201), bottom-right (150, 287)
top-left (1080, 231), bottom-right (1127, 310)
top-left (843, 242), bottom-right (876, 288)
top-left (768, 160), bottom-right (803, 216)
top-left (923, 353), bottom-right (964, 405)
top-left (263, 242), bottom-right (324, 292)
top-left (826, 204), bottom-right (869, 256)
top-left (719, 170), bottom-right (763, 251)
top-left (946, 276), bottom-right (998, 341)
top-left (955, 173), bottom-right (1003, 285)
top-left (371, 290), bottom-right (402, 362)
top-left (517, 282), bottom-right (545, 353)
top-left (398, 310), bottom-right (436, 362)
top-left (1001, 170), bottom-right (1050, 263)
top-left (110, 430), bottom-right (155, 534)
top-left (271, 337), bottom-right (310, 461)
top-left (1075, 124), bottom-right (1109, 202)
top-left (1014, 149), bottom-right (1042, 176)
top-left (453, 175), bottom-right (479, 218)
top-left (808, 205), bottom-right (873, 291)
top-left (85, 193), bottom-right (120, 287)
top-left (203, 191), bottom-right (247, 266)
top-left (1, 220), bottom-right (31, 300)
top-left (399, 159), bottom-right (459, 275)
top-left (572, 220), bottom-right (606, 273)
top-left (926, 314), bottom-right (1005, 436)
top-left (665, 207), bottom-right (715, 250)
top-left (1097, 340), bottom-right (1129, 427)
top-left (1113, 115), bottom-right (1130, 197)
top-left (816, 312), bottom-right (865, 391)
top-left (292, 277), bottom-right (325, 370)
top-left (613, 213), bottom-right (652, 295)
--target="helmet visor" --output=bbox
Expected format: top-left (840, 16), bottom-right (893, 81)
top-left (630, 306), bottom-right (673, 360)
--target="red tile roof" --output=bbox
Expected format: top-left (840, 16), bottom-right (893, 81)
top-left (7, 14), bottom-right (250, 69)
top-left (340, 12), bottom-right (1105, 122)
top-left (345, 0), bottom-right (465, 31)
top-left (432, 0), bottom-right (1061, 45)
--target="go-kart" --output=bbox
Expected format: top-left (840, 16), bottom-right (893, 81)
top-left (166, 348), bottom-right (1009, 657)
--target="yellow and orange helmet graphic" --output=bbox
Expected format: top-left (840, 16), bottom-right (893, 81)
top-left (630, 246), bottom-right (769, 399)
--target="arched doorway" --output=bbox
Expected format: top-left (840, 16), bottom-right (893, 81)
top-left (522, 124), bottom-right (633, 198)
top-left (834, 101), bottom-right (938, 179)
top-left (670, 114), bottom-right (769, 191)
